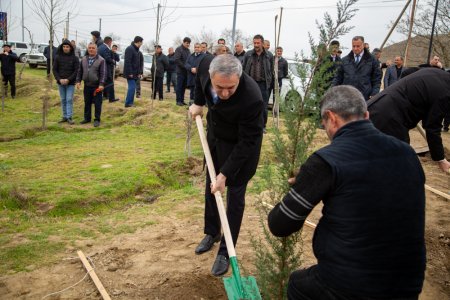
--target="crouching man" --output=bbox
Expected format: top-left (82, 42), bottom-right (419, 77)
top-left (268, 85), bottom-right (426, 299)
top-left (76, 42), bottom-right (106, 127)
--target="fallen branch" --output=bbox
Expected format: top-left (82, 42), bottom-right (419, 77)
top-left (77, 250), bottom-right (112, 300)
top-left (425, 184), bottom-right (450, 200)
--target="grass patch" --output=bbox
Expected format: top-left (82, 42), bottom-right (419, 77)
top-left (0, 68), bottom-right (206, 273)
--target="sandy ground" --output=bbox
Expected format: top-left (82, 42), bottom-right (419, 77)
top-left (0, 106), bottom-right (448, 299)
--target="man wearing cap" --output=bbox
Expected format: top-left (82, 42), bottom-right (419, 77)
top-left (151, 45), bottom-right (169, 100)
top-left (0, 44), bottom-right (19, 99)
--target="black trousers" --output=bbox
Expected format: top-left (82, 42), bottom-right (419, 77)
top-left (288, 265), bottom-right (419, 300)
top-left (105, 77), bottom-right (116, 101)
top-left (152, 76), bottom-right (164, 99)
top-left (83, 86), bottom-right (103, 121)
top-left (204, 172), bottom-right (247, 257)
top-left (2, 74), bottom-right (15, 97)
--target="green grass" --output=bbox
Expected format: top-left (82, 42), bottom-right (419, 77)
top-left (0, 67), bottom-right (205, 273)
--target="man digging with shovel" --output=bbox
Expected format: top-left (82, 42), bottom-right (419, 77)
top-left (189, 54), bottom-right (264, 276)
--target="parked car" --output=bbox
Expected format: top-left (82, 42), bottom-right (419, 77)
top-left (25, 44), bottom-right (48, 68)
top-left (0, 40), bottom-right (32, 62)
top-left (117, 52), bottom-right (153, 81)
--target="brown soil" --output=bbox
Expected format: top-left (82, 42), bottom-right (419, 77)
top-left (0, 129), bottom-right (448, 300)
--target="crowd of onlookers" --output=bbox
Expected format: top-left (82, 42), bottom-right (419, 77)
top-left (0, 30), bottom-right (448, 131)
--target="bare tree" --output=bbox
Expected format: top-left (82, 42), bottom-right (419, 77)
top-left (141, 40), bottom-right (156, 53)
top-left (188, 27), bottom-right (217, 51)
top-left (220, 28), bottom-right (253, 48)
top-left (396, 0), bottom-right (450, 66)
top-left (78, 40), bottom-right (87, 49)
top-left (105, 32), bottom-right (121, 42)
top-left (29, 0), bottom-right (77, 129)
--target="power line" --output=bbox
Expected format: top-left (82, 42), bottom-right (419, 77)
top-left (76, 0), bottom-right (282, 17)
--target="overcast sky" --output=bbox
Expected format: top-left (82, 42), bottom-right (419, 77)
top-left (5, 0), bottom-right (411, 58)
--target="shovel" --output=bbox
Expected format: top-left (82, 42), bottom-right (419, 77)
top-left (195, 115), bottom-right (261, 300)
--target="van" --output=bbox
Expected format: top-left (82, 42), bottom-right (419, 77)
top-left (0, 40), bottom-right (32, 62)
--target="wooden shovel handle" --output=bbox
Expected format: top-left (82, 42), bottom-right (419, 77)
top-left (195, 115), bottom-right (237, 258)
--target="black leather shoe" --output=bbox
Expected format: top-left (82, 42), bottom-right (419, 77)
top-left (195, 234), bottom-right (221, 254)
top-left (93, 120), bottom-right (100, 127)
top-left (211, 255), bottom-right (229, 276)
top-left (109, 98), bottom-right (120, 103)
top-left (80, 120), bottom-right (90, 124)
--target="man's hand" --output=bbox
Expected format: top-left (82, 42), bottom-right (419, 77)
top-left (128, 75), bottom-right (134, 78)
top-left (211, 173), bottom-right (227, 194)
top-left (189, 104), bottom-right (203, 120)
top-left (437, 159), bottom-right (450, 174)
top-left (76, 83), bottom-right (81, 89)
top-left (98, 86), bottom-right (104, 91)
top-left (191, 68), bottom-right (197, 74)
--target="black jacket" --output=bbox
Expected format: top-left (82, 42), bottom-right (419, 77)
top-left (123, 43), bottom-right (141, 78)
top-left (277, 56), bottom-right (288, 80)
top-left (234, 50), bottom-right (245, 64)
top-left (151, 53), bottom-right (169, 78)
top-left (242, 49), bottom-right (273, 90)
top-left (368, 68), bottom-right (450, 161)
top-left (332, 50), bottom-right (381, 100)
top-left (194, 54), bottom-right (264, 186)
top-left (174, 45), bottom-right (190, 74)
top-left (43, 45), bottom-right (57, 61)
top-left (167, 53), bottom-right (176, 73)
top-left (0, 50), bottom-right (19, 75)
top-left (98, 43), bottom-right (115, 80)
top-left (53, 40), bottom-right (79, 85)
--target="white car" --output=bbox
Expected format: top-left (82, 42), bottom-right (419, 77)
top-left (26, 44), bottom-right (48, 68)
top-left (0, 40), bottom-right (32, 63)
top-left (269, 59), bottom-right (307, 111)
top-left (117, 52), bottom-right (153, 81)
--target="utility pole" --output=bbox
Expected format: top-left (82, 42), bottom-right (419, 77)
top-left (65, 12), bottom-right (69, 40)
top-left (231, 0), bottom-right (238, 49)
top-left (22, 0), bottom-right (24, 41)
top-left (404, 0), bottom-right (417, 67)
top-left (155, 3), bottom-right (160, 43)
top-left (99, 18), bottom-right (102, 34)
top-left (426, 0), bottom-right (439, 63)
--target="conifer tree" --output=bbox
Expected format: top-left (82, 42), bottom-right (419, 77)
top-left (252, 1), bottom-right (358, 299)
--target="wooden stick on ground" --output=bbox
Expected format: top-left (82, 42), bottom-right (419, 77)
top-left (425, 184), bottom-right (450, 200)
top-left (77, 250), bottom-right (112, 300)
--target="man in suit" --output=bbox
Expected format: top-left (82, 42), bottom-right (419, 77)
top-left (368, 67), bottom-right (450, 173)
top-left (189, 54), bottom-right (264, 276)
top-left (332, 36), bottom-right (381, 100)
top-left (384, 56), bottom-right (404, 88)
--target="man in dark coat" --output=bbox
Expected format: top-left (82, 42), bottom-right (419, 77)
top-left (332, 36), bottom-right (381, 100)
top-left (185, 42), bottom-right (204, 104)
top-left (43, 41), bottom-right (57, 76)
top-left (123, 36), bottom-right (143, 107)
top-left (269, 85), bottom-right (426, 299)
top-left (166, 47), bottom-right (177, 93)
top-left (76, 42), bottom-right (106, 127)
top-left (233, 42), bottom-right (245, 64)
top-left (368, 67), bottom-right (450, 173)
top-left (53, 39), bottom-right (79, 124)
top-left (242, 34), bottom-right (274, 131)
top-left (98, 36), bottom-right (119, 103)
top-left (384, 55), bottom-right (404, 88)
top-left (151, 45), bottom-right (169, 100)
top-left (0, 44), bottom-right (19, 99)
top-left (90, 30), bottom-right (103, 48)
top-left (174, 37), bottom-right (191, 106)
top-left (189, 54), bottom-right (264, 277)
